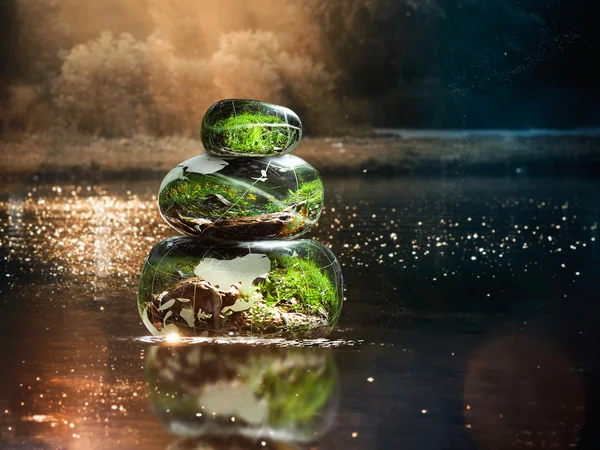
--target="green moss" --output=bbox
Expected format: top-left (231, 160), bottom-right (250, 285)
top-left (285, 179), bottom-right (324, 216)
top-left (261, 356), bottom-right (336, 429)
top-left (260, 256), bottom-right (339, 322)
top-left (212, 112), bottom-right (299, 154)
top-left (159, 175), bottom-right (321, 222)
top-left (158, 176), bottom-right (276, 220)
top-left (240, 299), bottom-right (327, 337)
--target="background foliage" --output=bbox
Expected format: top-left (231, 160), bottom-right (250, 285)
top-left (0, 0), bottom-right (598, 136)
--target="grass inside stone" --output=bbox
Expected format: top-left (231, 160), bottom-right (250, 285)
top-left (139, 251), bottom-right (339, 337)
top-left (260, 255), bottom-right (338, 321)
top-left (212, 112), bottom-right (298, 153)
top-left (159, 176), bottom-right (280, 220)
top-left (285, 179), bottom-right (324, 215)
top-left (159, 176), bottom-right (322, 221)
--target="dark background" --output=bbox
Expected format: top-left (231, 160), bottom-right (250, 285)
top-left (1, 0), bottom-right (599, 132)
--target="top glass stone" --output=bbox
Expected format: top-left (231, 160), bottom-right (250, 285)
top-left (201, 99), bottom-right (302, 157)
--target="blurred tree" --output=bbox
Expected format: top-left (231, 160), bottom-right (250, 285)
top-left (13, 0), bottom-right (71, 83)
top-left (12, 0), bottom-right (151, 84)
top-left (147, 0), bottom-right (321, 59)
top-left (146, 35), bottom-right (216, 136)
top-left (0, 0), bottom-right (17, 80)
top-left (53, 32), bottom-right (153, 136)
top-left (1, 1), bottom-right (59, 133)
top-left (304, 0), bottom-right (395, 97)
top-left (51, 28), bottom-right (336, 137)
top-left (4, 0), bottom-right (596, 132)
top-left (0, 0), bottom-right (18, 132)
top-left (211, 30), bottom-right (337, 133)
top-left (211, 31), bottom-right (284, 102)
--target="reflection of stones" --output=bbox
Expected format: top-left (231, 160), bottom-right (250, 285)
top-left (146, 345), bottom-right (339, 446)
top-left (167, 436), bottom-right (299, 450)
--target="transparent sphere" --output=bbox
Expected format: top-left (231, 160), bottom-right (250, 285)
top-left (138, 238), bottom-right (343, 338)
top-left (158, 154), bottom-right (324, 240)
top-left (201, 99), bottom-right (302, 157)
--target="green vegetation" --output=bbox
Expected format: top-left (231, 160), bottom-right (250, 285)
top-left (261, 356), bottom-right (337, 431)
top-left (159, 175), bottom-right (321, 223)
top-left (285, 178), bottom-right (324, 217)
top-left (139, 256), bottom-right (197, 293)
top-left (138, 240), bottom-right (339, 338)
top-left (242, 299), bottom-right (329, 337)
top-left (211, 112), bottom-right (299, 154)
top-left (146, 347), bottom-right (336, 436)
top-left (158, 176), bottom-right (278, 220)
top-left (260, 255), bottom-right (339, 322)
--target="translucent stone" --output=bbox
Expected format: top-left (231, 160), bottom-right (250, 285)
top-left (158, 154), bottom-right (323, 240)
top-left (201, 99), bottom-right (302, 157)
top-left (146, 345), bottom-right (339, 442)
top-left (137, 237), bottom-right (343, 338)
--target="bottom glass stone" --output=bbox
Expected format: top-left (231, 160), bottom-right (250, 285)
top-left (138, 237), bottom-right (343, 338)
top-left (146, 345), bottom-right (339, 443)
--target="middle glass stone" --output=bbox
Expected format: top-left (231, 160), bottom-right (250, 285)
top-left (158, 154), bottom-right (324, 240)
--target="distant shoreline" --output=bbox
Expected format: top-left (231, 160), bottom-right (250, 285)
top-left (1, 133), bottom-right (600, 179)
top-left (374, 127), bottom-right (600, 139)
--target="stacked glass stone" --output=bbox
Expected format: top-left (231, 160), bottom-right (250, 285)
top-left (138, 99), bottom-right (343, 338)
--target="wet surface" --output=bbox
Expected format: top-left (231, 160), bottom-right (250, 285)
top-left (1, 175), bottom-right (599, 449)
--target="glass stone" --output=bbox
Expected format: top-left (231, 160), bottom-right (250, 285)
top-left (146, 344), bottom-right (339, 442)
top-left (137, 237), bottom-right (343, 338)
top-left (158, 154), bottom-right (324, 240)
top-left (201, 99), bottom-right (302, 157)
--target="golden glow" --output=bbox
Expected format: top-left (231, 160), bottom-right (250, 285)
top-left (1, 185), bottom-right (170, 281)
top-left (165, 332), bottom-right (180, 344)
top-left (24, 415), bottom-right (57, 423)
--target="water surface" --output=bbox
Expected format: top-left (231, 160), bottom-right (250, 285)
top-left (0, 175), bottom-right (598, 449)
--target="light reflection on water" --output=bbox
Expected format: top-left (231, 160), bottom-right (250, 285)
top-left (1, 178), bottom-right (598, 295)
top-left (135, 336), bottom-right (364, 347)
top-left (0, 176), bottom-right (598, 449)
top-left (1, 185), bottom-right (168, 283)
